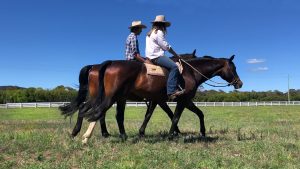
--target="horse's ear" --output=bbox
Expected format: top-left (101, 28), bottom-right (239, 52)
top-left (229, 55), bottom-right (235, 61)
top-left (192, 49), bottom-right (196, 57)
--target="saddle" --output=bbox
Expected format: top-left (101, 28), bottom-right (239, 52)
top-left (145, 62), bottom-right (183, 76)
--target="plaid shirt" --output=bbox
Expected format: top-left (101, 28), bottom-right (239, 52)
top-left (125, 33), bottom-right (140, 60)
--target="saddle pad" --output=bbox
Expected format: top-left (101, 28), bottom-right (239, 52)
top-left (145, 62), bottom-right (183, 76)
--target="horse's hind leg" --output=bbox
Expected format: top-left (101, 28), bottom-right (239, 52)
top-left (71, 109), bottom-right (110, 138)
top-left (139, 101), bottom-right (157, 137)
top-left (82, 98), bottom-right (114, 144)
top-left (169, 102), bottom-right (185, 138)
top-left (82, 121), bottom-right (97, 144)
top-left (159, 102), bottom-right (181, 134)
top-left (99, 113), bottom-right (110, 138)
top-left (71, 115), bottom-right (83, 138)
top-left (115, 99), bottom-right (127, 140)
top-left (185, 101), bottom-right (206, 137)
top-left (71, 104), bottom-right (90, 138)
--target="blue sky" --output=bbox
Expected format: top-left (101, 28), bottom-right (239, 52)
top-left (0, 0), bottom-right (299, 92)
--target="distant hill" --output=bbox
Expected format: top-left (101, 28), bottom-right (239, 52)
top-left (0, 86), bottom-right (26, 90)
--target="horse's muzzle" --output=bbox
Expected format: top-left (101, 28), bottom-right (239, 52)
top-left (234, 80), bottom-right (243, 89)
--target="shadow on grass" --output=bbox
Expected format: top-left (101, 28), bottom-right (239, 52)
top-left (108, 131), bottom-right (219, 144)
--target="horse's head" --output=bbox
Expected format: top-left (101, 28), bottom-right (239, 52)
top-left (218, 55), bottom-right (243, 89)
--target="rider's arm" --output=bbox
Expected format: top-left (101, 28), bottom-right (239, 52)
top-left (156, 30), bottom-right (180, 58)
top-left (168, 47), bottom-right (180, 58)
top-left (156, 30), bottom-right (171, 51)
top-left (134, 53), bottom-right (146, 63)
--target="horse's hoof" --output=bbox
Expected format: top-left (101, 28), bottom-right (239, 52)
top-left (82, 138), bottom-right (88, 145)
top-left (168, 131), bottom-right (179, 140)
top-left (119, 134), bottom-right (128, 141)
top-left (168, 135), bottom-right (174, 140)
top-left (138, 131), bottom-right (145, 138)
top-left (175, 128), bottom-right (181, 134)
top-left (173, 131), bottom-right (179, 137)
top-left (102, 133), bottom-right (110, 138)
top-left (69, 132), bottom-right (76, 139)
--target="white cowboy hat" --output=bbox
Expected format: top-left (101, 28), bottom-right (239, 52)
top-left (151, 15), bottom-right (171, 27)
top-left (128, 21), bottom-right (147, 29)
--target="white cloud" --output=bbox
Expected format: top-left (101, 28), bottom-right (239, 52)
top-left (252, 67), bottom-right (269, 72)
top-left (247, 58), bottom-right (265, 64)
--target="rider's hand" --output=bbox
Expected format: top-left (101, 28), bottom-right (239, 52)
top-left (144, 60), bottom-right (152, 64)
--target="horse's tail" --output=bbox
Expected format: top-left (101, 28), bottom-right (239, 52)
top-left (81, 60), bottom-right (112, 120)
top-left (98, 60), bottom-right (112, 103)
top-left (59, 65), bottom-right (93, 117)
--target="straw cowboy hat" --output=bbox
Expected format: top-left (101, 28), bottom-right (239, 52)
top-left (151, 15), bottom-right (171, 27)
top-left (128, 21), bottom-right (147, 29)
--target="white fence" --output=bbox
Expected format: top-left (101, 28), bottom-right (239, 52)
top-left (0, 101), bottom-right (300, 109)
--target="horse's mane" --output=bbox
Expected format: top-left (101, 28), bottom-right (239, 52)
top-left (203, 56), bottom-right (214, 59)
top-left (194, 55), bottom-right (228, 61)
top-left (170, 53), bottom-right (197, 60)
top-left (186, 55), bottom-right (216, 62)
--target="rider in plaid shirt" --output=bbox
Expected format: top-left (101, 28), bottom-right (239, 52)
top-left (125, 21), bottom-right (150, 63)
top-left (125, 33), bottom-right (140, 60)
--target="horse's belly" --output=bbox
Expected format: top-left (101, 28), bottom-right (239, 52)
top-left (128, 88), bottom-right (167, 102)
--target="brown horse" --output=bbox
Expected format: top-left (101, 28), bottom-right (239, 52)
top-left (60, 52), bottom-right (197, 139)
top-left (78, 54), bottom-right (243, 143)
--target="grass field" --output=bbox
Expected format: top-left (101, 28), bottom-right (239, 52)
top-left (0, 106), bottom-right (300, 169)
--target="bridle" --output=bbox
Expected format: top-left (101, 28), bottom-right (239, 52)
top-left (179, 59), bottom-right (240, 88)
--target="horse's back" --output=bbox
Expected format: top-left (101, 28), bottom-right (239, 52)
top-left (103, 60), bottom-right (168, 100)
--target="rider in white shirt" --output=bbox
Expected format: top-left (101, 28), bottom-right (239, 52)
top-left (145, 15), bottom-right (185, 100)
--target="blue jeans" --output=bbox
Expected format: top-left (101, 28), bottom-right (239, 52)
top-left (155, 56), bottom-right (181, 95)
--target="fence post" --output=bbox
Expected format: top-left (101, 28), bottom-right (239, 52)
top-left (6, 103), bottom-right (8, 109)
top-left (223, 102), bottom-right (225, 107)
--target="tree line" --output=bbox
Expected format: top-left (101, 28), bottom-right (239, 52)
top-left (0, 86), bottom-right (299, 104)
top-left (0, 86), bottom-right (77, 104)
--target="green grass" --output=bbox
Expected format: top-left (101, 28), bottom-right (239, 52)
top-left (0, 106), bottom-right (300, 168)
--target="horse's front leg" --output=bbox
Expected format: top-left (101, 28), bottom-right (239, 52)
top-left (185, 101), bottom-right (206, 137)
top-left (168, 102), bottom-right (185, 139)
top-left (139, 101), bottom-right (157, 137)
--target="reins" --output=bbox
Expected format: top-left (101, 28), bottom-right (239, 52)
top-left (179, 59), bottom-right (238, 88)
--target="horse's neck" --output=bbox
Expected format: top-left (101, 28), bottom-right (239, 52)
top-left (189, 59), bottom-right (225, 85)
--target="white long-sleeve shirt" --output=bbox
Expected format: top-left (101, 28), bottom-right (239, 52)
top-left (145, 30), bottom-right (171, 60)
